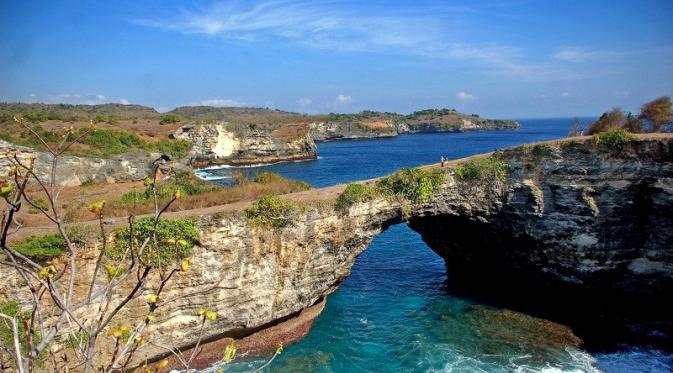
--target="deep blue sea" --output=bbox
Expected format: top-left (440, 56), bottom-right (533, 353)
top-left (198, 119), bottom-right (673, 373)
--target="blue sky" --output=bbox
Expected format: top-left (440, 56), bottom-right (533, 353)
top-left (1, 0), bottom-right (672, 118)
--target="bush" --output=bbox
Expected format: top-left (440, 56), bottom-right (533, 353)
top-left (561, 140), bottom-right (578, 151)
top-left (153, 139), bottom-right (190, 158)
top-left (531, 144), bottom-right (553, 157)
top-left (13, 234), bottom-right (65, 261)
top-left (69, 128), bottom-right (145, 157)
top-left (160, 114), bottom-right (183, 125)
top-left (245, 195), bottom-right (303, 228)
top-left (110, 217), bottom-right (199, 266)
top-left (336, 183), bottom-right (376, 209)
top-left (120, 173), bottom-right (219, 204)
top-left (591, 128), bottom-right (635, 149)
top-left (295, 180), bottom-right (312, 191)
top-left (253, 172), bottom-right (284, 184)
top-left (455, 156), bottom-right (509, 182)
top-left (587, 108), bottom-right (626, 135)
top-left (376, 168), bottom-right (446, 202)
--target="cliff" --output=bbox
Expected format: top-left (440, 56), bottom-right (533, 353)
top-left (0, 139), bottom-right (154, 186)
top-left (309, 109), bottom-right (519, 141)
top-left (1, 104), bottom-right (518, 174)
top-left (172, 122), bottom-right (317, 167)
top-left (3, 135), bottom-right (670, 370)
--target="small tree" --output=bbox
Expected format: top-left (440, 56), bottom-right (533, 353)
top-left (587, 108), bottom-right (625, 135)
top-left (622, 112), bottom-right (644, 133)
top-left (0, 117), bottom-right (280, 371)
top-left (639, 96), bottom-right (673, 132)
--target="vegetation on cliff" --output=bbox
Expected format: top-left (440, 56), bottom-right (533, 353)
top-left (335, 168), bottom-right (447, 211)
top-left (12, 234), bottom-right (65, 261)
top-left (591, 128), bottom-right (635, 150)
top-left (586, 96), bottom-right (672, 135)
top-left (455, 156), bottom-right (510, 182)
top-left (376, 168), bottom-right (447, 202)
top-left (110, 217), bottom-right (199, 265)
top-left (245, 195), bottom-right (305, 228)
top-left (335, 183), bottom-right (377, 210)
top-left (0, 121), bottom-right (229, 371)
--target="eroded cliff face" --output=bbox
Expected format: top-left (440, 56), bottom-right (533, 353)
top-left (173, 123), bottom-right (317, 167)
top-left (0, 139), bottom-right (153, 186)
top-left (3, 136), bottom-right (671, 369)
top-left (411, 138), bottom-right (673, 298)
top-left (309, 117), bottom-right (520, 141)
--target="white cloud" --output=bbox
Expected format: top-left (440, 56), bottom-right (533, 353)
top-left (29, 93), bottom-right (36, 97)
top-left (296, 97), bottom-right (312, 107)
top-left (455, 92), bottom-right (476, 102)
top-left (131, 2), bottom-right (538, 77)
top-left (200, 98), bottom-right (244, 107)
top-left (552, 46), bottom-right (619, 62)
top-left (45, 93), bottom-right (114, 105)
top-left (119, 98), bottom-right (130, 105)
top-left (336, 94), bottom-right (353, 104)
top-left (561, 92), bottom-right (570, 98)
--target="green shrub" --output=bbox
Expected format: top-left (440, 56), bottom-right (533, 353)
top-left (253, 172), bottom-right (284, 184)
top-left (376, 168), bottom-right (446, 202)
top-left (336, 183), bottom-right (376, 209)
top-left (531, 144), bottom-right (553, 157)
top-left (295, 181), bottom-right (312, 191)
top-left (109, 217), bottom-right (199, 266)
top-left (591, 128), bottom-right (635, 149)
top-left (160, 114), bottom-right (183, 125)
top-left (455, 157), bottom-right (509, 182)
top-left (561, 140), bottom-right (578, 151)
top-left (245, 195), bottom-right (303, 228)
top-left (120, 175), bottom-right (219, 204)
top-left (13, 234), bottom-right (65, 261)
top-left (69, 128), bottom-right (144, 157)
top-left (152, 139), bottom-right (190, 158)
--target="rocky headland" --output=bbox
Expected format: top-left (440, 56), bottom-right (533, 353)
top-left (3, 134), bottom-right (671, 370)
top-left (0, 104), bottom-right (519, 184)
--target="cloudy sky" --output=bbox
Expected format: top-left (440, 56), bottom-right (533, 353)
top-left (1, 0), bottom-right (672, 117)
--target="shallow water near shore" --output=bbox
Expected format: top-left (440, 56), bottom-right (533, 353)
top-left (200, 118), bottom-right (673, 372)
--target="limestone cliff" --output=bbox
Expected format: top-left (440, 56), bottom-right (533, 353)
top-left (309, 112), bottom-right (519, 141)
top-left (3, 136), bottom-right (671, 369)
top-left (172, 122), bottom-right (317, 167)
top-left (0, 139), bottom-right (153, 186)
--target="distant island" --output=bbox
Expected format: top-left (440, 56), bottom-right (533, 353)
top-left (0, 103), bottom-right (518, 184)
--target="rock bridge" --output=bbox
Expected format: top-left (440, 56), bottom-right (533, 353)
top-left (5, 135), bottom-right (672, 369)
top-left (143, 134), bottom-right (672, 368)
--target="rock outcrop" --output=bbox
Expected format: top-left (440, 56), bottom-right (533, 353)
top-left (173, 123), bottom-right (317, 167)
top-left (309, 115), bottom-right (519, 141)
top-left (0, 139), bottom-right (153, 186)
top-left (3, 136), bottom-right (671, 369)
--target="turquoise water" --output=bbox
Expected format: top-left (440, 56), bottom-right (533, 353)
top-left (199, 119), bottom-right (673, 372)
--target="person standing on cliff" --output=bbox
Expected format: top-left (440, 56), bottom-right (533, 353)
top-left (440, 156), bottom-right (445, 167)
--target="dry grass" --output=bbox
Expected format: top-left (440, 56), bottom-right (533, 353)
top-left (362, 121), bottom-right (390, 129)
top-left (13, 174), bottom-right (310, 228)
